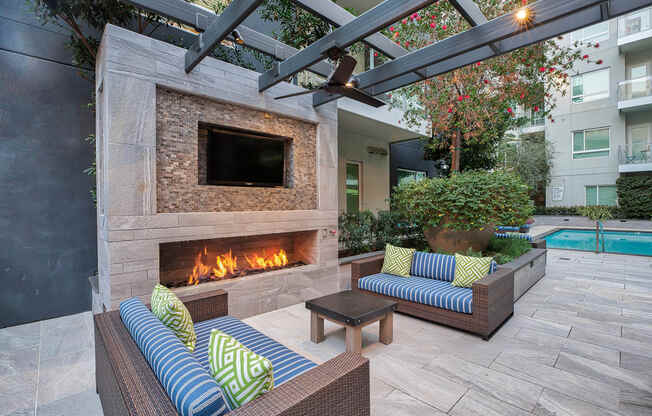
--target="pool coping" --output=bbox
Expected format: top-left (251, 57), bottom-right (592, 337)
top-left (535, 226), bottom-right (652, 257)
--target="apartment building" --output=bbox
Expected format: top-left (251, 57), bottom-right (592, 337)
top-left (546, 7), bottom-right (652, 207)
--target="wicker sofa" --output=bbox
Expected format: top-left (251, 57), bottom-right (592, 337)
top-left (351, 252), bottom-right (514, 339)
top-left (94, 289), bottom-right (370, 416)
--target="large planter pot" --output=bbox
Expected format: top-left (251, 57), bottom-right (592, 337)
top-left (423, 224), bottom-right (494, 253)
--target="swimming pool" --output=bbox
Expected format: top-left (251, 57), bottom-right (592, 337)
top-left (544, 229), bottom-right (652, 256)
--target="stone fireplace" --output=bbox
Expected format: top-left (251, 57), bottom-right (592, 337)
top-left (93, 25), bottom-right (340, 318)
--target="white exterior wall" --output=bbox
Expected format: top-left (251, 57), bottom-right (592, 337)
top-left (546, 19), bottom-right (627, 207)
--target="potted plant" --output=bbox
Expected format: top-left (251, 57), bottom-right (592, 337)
top-left (392, 171), bottom-right (534, 252)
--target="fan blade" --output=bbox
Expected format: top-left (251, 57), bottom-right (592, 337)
top-left (335, 86), bottom-right (385, 108)
top-left (329, 55), bottom-right (357, 85)
top-left (274, 89), bottom-right (319, 100)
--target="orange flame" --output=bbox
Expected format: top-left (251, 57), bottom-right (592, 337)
top-left (187, 247), bottom-right (289, 285)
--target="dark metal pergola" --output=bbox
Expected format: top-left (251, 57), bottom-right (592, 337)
top-left (123, 0), bottom-right (652, 107)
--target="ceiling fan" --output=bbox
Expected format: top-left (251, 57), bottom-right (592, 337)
top-left (274, 54), bottom-right (385, 108)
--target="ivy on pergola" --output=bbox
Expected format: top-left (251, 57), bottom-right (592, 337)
top-left (123, 0), bottom-right (652, 107)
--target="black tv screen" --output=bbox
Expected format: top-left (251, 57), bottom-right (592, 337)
top-left (206, 126), bottom-right (287, 187)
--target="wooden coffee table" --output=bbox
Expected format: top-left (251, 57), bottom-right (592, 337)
top-left (305, 291), bottom-right (397, 353)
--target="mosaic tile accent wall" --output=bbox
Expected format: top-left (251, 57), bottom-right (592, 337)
top-left (156, 87), bottom-right (318, 212)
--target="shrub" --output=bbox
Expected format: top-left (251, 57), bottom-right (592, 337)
top-left (487, 236), bottom-right (532, 264)
top-left (616, 174), bottom-right (652, 219)
top-left (338, 211), bottom-right (425, 256)
top-left (534, 205), bottom-right (624, 218)
top-left (392, 170), bottom-right (534, 231)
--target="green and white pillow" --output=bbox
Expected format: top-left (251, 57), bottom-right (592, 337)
top-left (208, 329), bottom-right (274, 409)
top-left (381, 244), bottom-right (416, 277)
top-left (151, 284), bottom-right (197, 352)
top-left (451, 254), bottom-right (493, 288)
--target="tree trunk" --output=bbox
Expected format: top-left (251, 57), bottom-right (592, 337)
top-left (595, 221), bottom-right (600, 253)
top-left (451, 128), bottom-right (461, 172)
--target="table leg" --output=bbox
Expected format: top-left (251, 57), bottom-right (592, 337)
top-left (310, 311), bottom-right (324, 343)
top-left (345, 326), bottom-right (362, 353)
top-left (379, 311), bottom-right (393, 345)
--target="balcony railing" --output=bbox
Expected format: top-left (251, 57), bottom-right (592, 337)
top-left (618, 7), bottom-right (652, 39)
top-left (618, 77), bottom-right (652, 101)
top-left (619, 143), bottom-right (652, 165)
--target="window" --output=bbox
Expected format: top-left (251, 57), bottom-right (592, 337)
top-left (622, 10), bottom-right (650, 36)
top-left (397, 168), bottom-right (427, 186)
top-left (573, 128), bottom-right (610, 159)
top-left (586, 185), bottom-right (618, 206)
top-left (572, 69), bottom-right (610, 103)
top-left (630, 124), bottom-right (651, 156)
top-left (630, 64), bottom-right (649, 99)
top-left (346, 162), bottom-right (361, 213)
top-left (571, 21), bottom-right (610, 42)
top-left (631, 64), bottom-right (648, 79)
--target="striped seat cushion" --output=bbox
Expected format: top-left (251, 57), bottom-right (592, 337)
top-left (411, 252), bottom-right (497, 281)
top-left (495, 232), bottom-right (533, 241)
top-left (119, 298), bottom-right (230, 416)
top-left (358, 273), bottom-right (474, 314)
top-left (194, 316), bottom-right (316, 386)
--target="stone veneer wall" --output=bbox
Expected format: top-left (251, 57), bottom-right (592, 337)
top-left (94, 25), bottom-right (340, 317)
top-left (157, 88), bottom-right (317, 212)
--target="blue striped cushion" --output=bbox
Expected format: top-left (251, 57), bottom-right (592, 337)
top-left (495, 232), bottom-right (533, 242)
top-left (497, 225), bottom-right (520, 232)
top-left (411, 252), bottom-right (456, 281)
top-left (411, 252), bottom-right (497, 281)
top-left (119, 298), bottom-right (230, 416)
top-left (194, 316), bottom-right (316, 386)
top-left (358, 273), bottom-right (473, 314)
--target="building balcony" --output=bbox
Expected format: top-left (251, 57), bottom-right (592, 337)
top-left (618, 77), bottom-right (652, 112)
top-left (618, 144), bottom-right (652, 173)
top-left (519, 116), bottom-right (545, 135)
top-left (618, 7), bottom-right (652, 52)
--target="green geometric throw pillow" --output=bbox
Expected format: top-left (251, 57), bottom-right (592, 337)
top-left (208, 329), bottom-right (274, 409)
top-left (451, 254), bottom-right (494, 288)
top-left (151, 284), bottom-right (197, 352)
top-left (381, 244), bottom-right (416, 277)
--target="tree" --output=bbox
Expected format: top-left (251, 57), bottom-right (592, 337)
top-left (387, 0), bottom-right (602, 173)
top-left (498, 133), bottom-right (554, 203)
top-left (579, 206), bottom-right (613, 253)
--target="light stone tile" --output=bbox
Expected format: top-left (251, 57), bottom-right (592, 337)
top-left (499, 314), bottom-right (571, 338)
top-left (621, 352), bottom-right (652, 374)
top-left (37, 349), bottom-right (94, 407)
top-left (533, 310), bottom-right (622, 336)
top-left (0, 346), bottom-right (38, 416)
top-left (425, 354), bottom-right (543, 412)
top-left (492, 352), bottom-right (621, 411)
top-left (35, 389), bottom-right (102, 416)
top-left (570, 327), bottom-right (652, 359)
top-left (372, 356), bottom-right (468, 413)
top-left (39, 313), bottom-right (93, 360)
top-left (0, 321), bottom-right (40, 352)
top-left (371, 389), bottom-right (447, 416)
top-left (450, 389), bottom-right (532, 416)
top-left (533, 389), bottom-right (622, 416)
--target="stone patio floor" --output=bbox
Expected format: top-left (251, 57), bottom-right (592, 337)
top-left (2, 248), bottom-right (652, 415)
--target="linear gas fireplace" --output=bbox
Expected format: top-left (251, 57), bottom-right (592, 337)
top-left (159, 231), bottom-right (318, 288)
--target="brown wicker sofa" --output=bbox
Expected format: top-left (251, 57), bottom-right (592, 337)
top-left (351, 255), bottom-right (514, 340)
top-left (94, 289), bottom-right (370, 416)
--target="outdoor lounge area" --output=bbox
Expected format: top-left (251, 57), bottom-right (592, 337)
top-left (2, 0), bottom-right (652, 415)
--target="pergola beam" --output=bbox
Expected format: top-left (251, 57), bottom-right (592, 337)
top-left (122, 0), bottom-right (333, 78)
top-left (258, 0), bottom-right (436, 92)
top-left (449, 0), bottom-right (501, 54)
top-left (315, 0), bottom-right (652, 106)
top-left (185, 0), bottom-right (264, 73)
top-left (292, 0), bottom-right (428, 79)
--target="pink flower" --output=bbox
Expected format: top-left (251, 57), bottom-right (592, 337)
top-left (458, 96), bottom-right (464, 101)
top-left (484, 79), bottom-right (489, 84)
top-left (464, 95), bottom-right (470, 99)
top-left (597, 59), bottom-right (603, 64)
top-left (405, 41), bottom-right (410, 47)
top-left (442, 25), bottom-right (447, 30)
top-left (389, 26), bottom-right (394, 31)
top-left (374, 52), bottom-right (378, 57)
top-left (583, 54), bottom-right (589, 59)
top-left (549, 67), bottom-right (555, 73)
top-left (507, 107), bottom-right (513, 113)
top-left (539, 67), bottom-right (546, 72)
top-left (594, 42), bottom-right (600, 48)
top-left (430, 22), bottom-right (436, 29)
top-left (402, 19), bottom-right (407, 25)
top-left (534, 106), bottom-right (539, 112)
top-left (448, 107), bottom-right (453, 113)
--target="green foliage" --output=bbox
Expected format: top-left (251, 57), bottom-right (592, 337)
top-left (487, 236), bottom-right (531, 264)
top-left (534, 205), bottom-right (621, 217)
top-left (392, 171), bottom-right (534, 232)
top-left (578, 205), bottom-right (613, 222)
top-left (616, 174), bottom-right (652, 219)
top-left (338, 211), bottom-right (425, 256)
top-left (498, 134), bottom-right (553, 196)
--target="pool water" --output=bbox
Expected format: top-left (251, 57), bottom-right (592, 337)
top-left (544, 229), bottom-right (652, 256)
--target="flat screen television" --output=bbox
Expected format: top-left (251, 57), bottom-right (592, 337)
top-left (205, 125), bottom-right (288, 187)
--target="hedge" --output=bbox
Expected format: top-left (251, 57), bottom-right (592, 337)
top-left (616, 174), bottom-right (652, 219)
top-left (534, 205), bottom-right (624, 217)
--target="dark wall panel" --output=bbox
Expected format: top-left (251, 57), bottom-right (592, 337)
top-left (390, 138), bottom-right (440, 189)
top-left (0, 2), bottom-right (96, 328)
